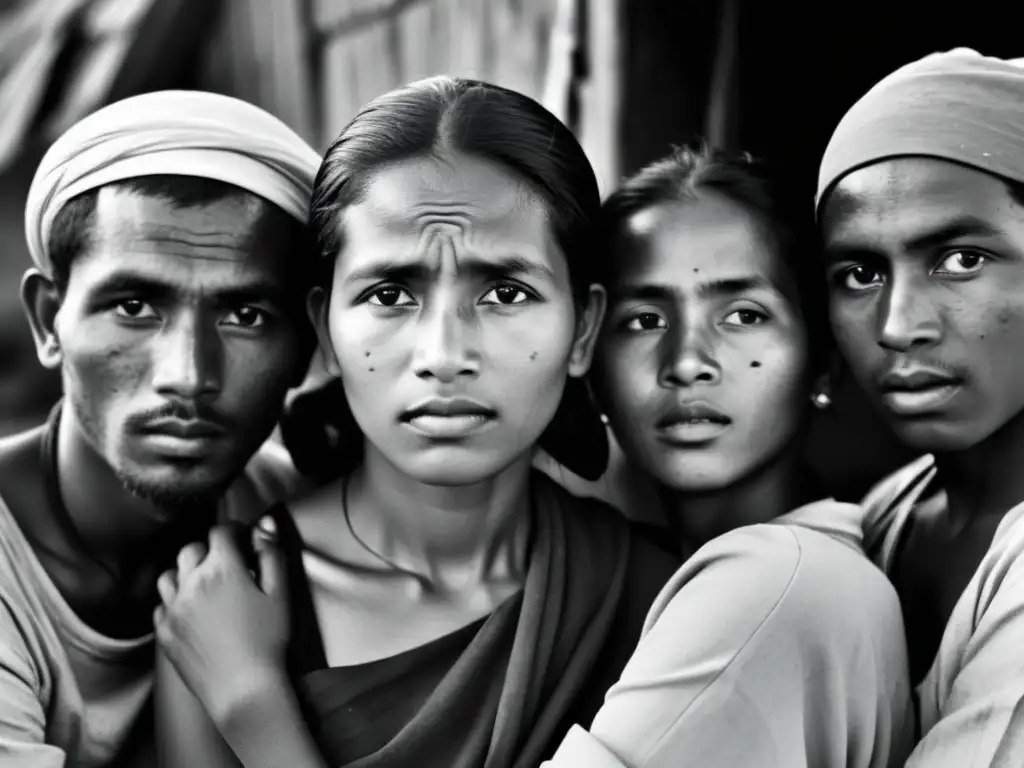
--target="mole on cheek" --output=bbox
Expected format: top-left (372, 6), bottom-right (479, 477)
top-left (368, 366), bottom-right (375, 372)
top-left (530, 351), bottom-right (538, 361)
top-left (750, 360), bottom-right (761, 368)
top-left (364, 351), bottom-right (371, 357)
top-left (990, 306), bottom-right (1020, 334)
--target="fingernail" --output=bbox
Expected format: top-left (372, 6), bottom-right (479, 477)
top-left (257, 516), bottom-right (277, 535)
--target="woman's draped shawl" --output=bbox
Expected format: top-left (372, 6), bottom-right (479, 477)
top-left (267, 471), bottom-right (674, 768)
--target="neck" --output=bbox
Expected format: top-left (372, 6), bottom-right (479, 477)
top-left (662, 444), bottom-right (814, 552)
top-left (933, 408), bottom-right (1024, 524)
top-left (347, 444), bottom-right (534, 591)
top-left (56, 409), bottom-right (210, 574)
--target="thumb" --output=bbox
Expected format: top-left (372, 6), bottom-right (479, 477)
top-left (253, 516), bottom-right (288, 598)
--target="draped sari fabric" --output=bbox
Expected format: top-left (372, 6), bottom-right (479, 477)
top-left (266, 471), bottom-right (678, 768)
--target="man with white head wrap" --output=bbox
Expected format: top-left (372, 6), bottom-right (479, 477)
top-left (0, 90), bottom-right (320, 767)
top-left (817, 48), bottom-right (1024, 766)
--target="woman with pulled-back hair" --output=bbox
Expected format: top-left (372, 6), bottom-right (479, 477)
top-left (150, 77), bottom-right (680, 768)
top-left (542, 145), bottom-right (914, 767)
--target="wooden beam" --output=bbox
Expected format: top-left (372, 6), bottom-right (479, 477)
top-left (575, 0), bottom-right (621, 196)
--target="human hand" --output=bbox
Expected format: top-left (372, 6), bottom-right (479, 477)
top-left (154, 517), bottom-right (290, 725)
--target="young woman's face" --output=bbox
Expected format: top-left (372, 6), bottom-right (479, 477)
top-left (595, 193), bottom-right (810, 491)
top-left (311, 154), bottom-right (602, 485)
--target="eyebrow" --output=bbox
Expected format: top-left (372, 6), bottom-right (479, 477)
top-left (89, 271), bottom-right (292, 307)
top-left (904, 216), bottom-right (1005, 252)
top-left (343, 255), bottom-right (556, 284)
top-left (825, 215), bottom-right (1006, 260)
top-left (612, 276), bottom-right (776, 302)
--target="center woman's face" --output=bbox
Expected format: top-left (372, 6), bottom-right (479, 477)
top-left (314, 154), bottom-right (598, 485)
top-left (595, 194), bottom-right (810, 491)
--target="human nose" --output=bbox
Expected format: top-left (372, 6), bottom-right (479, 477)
top-left (658, 314), bottom-right (721, 388)
top-left (877, 274), bottom-right (942, 352)
top-left (152, 313), bottom-right (222, 401)
top-left (412, 294), bottom-right (479, 383)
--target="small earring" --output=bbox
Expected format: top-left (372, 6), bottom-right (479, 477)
top-left (811, 391), bottom-right (832, 410)
top-left (600, 413), bottom-right (610, 425)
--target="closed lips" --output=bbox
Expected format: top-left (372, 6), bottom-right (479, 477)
top-left (141, 419), bottom-right (225, 438)
top-left (656, 402), bottom-right (731, 427)
top-left (878, 367), bottom-right (962, 392)
top-left (401, 398), bottom-right (497, 421)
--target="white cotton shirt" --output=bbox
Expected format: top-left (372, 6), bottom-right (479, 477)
top-left (860, 455), bottom-right (1024, 767)
top-left (545, 500), bottom-right (916, 768)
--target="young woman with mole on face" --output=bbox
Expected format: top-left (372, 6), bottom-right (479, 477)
top-left (543, 147), bottom-right (915, 768)
top-left (152, 77), bottom-right (680, 768)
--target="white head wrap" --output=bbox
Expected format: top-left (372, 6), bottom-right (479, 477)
top-left (25, 90), bottom-right (321, 276)
top-left (817, 48), bottom-right (1024, 214)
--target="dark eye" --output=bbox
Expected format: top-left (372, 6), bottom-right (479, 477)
top-left (367, 287), bottom-right (415, 307)
top-left (936, 250), bottom-right (986, 276)
top-left (840, 264), bottom-right (884, 291)
top-left (114, 300), bottom-right (157, 319)
top-left (623, 312), bottom-right (667, 332)
top-left (723, 308), bottom-right (768, 326)
top-left (225, 307), bottom-right (267, 328)
top-left (480, 284), bottom-right (529, 305)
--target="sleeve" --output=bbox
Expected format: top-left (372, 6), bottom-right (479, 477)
top-left (905, 551), bottom-right (1024, 767)
top-left (0, 599), bottom-right (66, 767)
top-left (546, 524), bottom-right (914, 768)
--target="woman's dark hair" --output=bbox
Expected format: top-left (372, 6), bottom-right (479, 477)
top-left (310, 76), bottom-right (600, 305)
top-left (281, 76), bottom-right (608, 482)
top-left (598, 143), bottom-right (833, 378)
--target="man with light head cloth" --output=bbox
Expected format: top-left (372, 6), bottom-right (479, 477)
top-left (817, 48), bottom-right (1024, 765)
top-left (0, 90), bottom-right (320, 766)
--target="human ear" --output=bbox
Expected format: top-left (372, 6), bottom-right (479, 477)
top-left (567, 283), bottom-right (607, 378)
top-left (21, 269), bottom-right (62, 370)
top-left (306, 286), bottom-right (341, 377)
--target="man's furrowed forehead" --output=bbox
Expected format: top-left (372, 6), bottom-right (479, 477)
top-left (95, 185), bottom-right (263, 250)
top-left (71, 187), bottom-right (299, 303)
top-left (821, 158), bottom-right (1023, 255)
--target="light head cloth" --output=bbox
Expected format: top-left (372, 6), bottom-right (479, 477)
top-left (816, 48), bottom-right (1024, 216)
top-left (25, 90), bottom-right (321, 276)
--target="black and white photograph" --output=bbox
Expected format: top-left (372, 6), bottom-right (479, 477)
top-left (0, 1), bottom-right (1021, 766)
